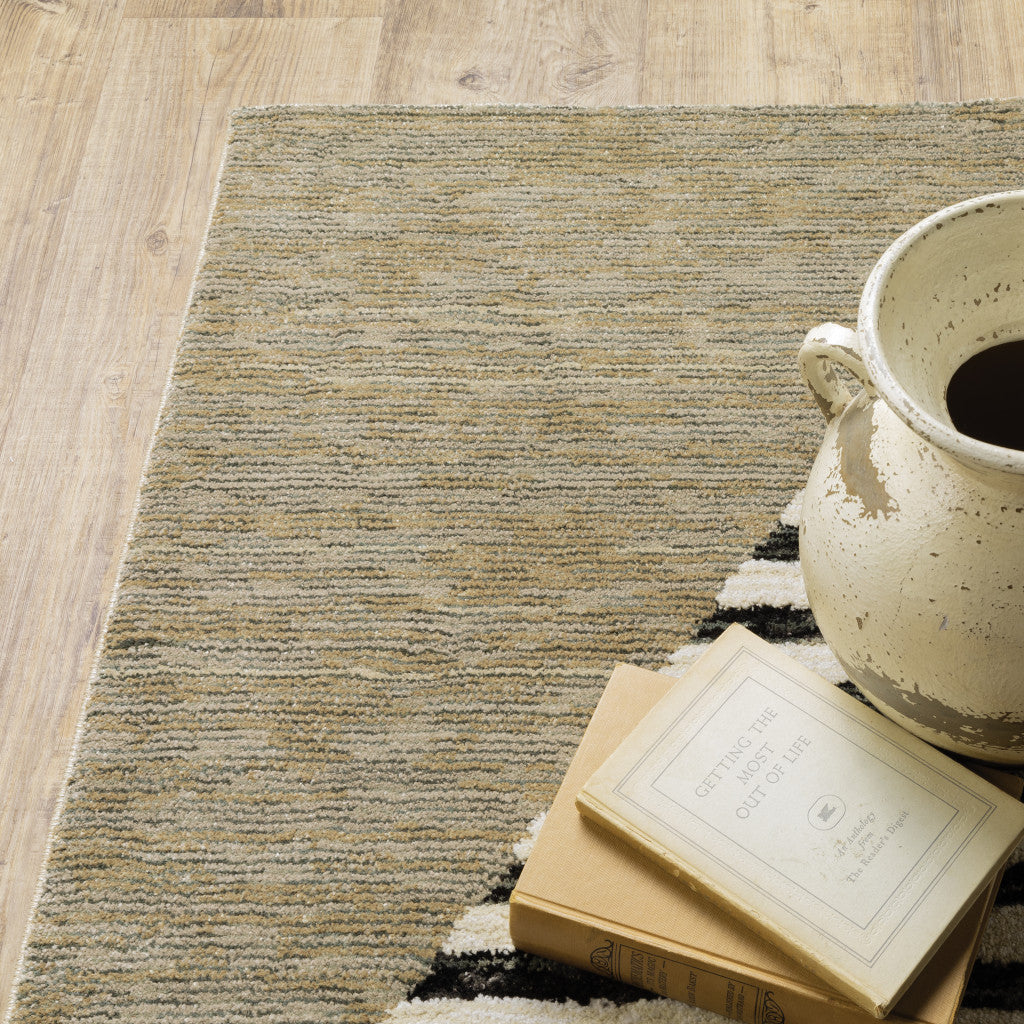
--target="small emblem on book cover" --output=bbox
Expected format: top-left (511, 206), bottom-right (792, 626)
top-left (590, 940), bottom-right (614, 976)
top-left (760, 990), bottom-right (785, 1024)
top-left (808, 794), bottom-right (846, 830)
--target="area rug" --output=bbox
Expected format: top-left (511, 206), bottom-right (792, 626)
top-left (9, 104), bottom-right (1024, 1024)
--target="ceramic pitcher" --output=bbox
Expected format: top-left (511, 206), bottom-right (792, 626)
top-left (799, 191), bottom-right (1024, 764)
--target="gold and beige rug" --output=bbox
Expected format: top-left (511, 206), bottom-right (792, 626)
top-left (9, 105), bottom-right (1024, 1023)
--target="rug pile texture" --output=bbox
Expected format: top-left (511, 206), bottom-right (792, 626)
top-left (10, 104), bottom-right (1024, 1023)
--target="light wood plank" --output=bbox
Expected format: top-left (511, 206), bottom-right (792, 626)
top-left (766, 0), bottom-right (915, 105)
top-left (0, 14), bottom-right (381, 1015)
top-left (123, 0), bottom-right (381, 18)
top-left (947, 0), bottom-right (1024, 102)
top-left (645, 0), bottom-right (1024, 104)
top-left (371, 0), bottom-right (647, 105)
top-left (0, 0), bottom-right (126, 447)
top-left (643, 0), bottom-right (774, 105)
top-left (911, 0), bottom-right (965, 103)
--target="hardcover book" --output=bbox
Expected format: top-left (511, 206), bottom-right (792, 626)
top-left (509, 640), bottom-right (1020, 1024)
top-left (574, 625), bottom-right (1024, 1017)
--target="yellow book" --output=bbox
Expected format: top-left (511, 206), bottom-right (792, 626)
top-left (572, 625), bottom-right (1024, 1017)
top-left (510, 629), bottom-right (1019, 1024)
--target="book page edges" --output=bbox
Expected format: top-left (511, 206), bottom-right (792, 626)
top-left (509, 886), bottom-right (964, 1024)
top-left (575, 787), bottom-right (892, 1017)
top-left (575, 787), bottom-right (1024, 1017)
top-left (933, 862), bottom-right (1006, 1020)
top-left (507, 888), bottom-right (869, 1019)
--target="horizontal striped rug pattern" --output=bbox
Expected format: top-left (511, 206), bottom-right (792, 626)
top-left (10, 105), bottom-right (1024, 1023)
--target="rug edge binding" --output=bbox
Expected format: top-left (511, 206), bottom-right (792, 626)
top-left (224, 99), bottom-right (1024, 118)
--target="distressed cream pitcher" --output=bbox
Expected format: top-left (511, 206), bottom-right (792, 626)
top-left (799, 191), bottom-right (1024, 764)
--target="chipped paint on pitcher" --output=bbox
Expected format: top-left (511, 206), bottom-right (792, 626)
top-left (799, 192), bottom-right (1024, 764)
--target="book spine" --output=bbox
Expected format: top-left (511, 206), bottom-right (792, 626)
top-left (575, 792), bottom-right (888, 1016)
top-left (509, 891), bottom-right (892, 1024)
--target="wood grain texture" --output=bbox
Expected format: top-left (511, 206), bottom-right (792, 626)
top-left (645, 0), bottom-right (935, 105)
top-left (372, 0), bottom-right (647, 105)
top-left (942, 0), bottom-right (1021, 102)
top-left (122, 0), bottom-right (381, 18)
top-left (3, 0), bottom-right (1024, 1016)
top-left (0, 0), bottom-right (124, 449)
top-left (765, 0), bottom-right (915, 105)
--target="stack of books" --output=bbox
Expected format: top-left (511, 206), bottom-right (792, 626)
top-left (510, 625), bottom-right (1024, 1023)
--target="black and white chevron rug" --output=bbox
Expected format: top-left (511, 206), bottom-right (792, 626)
top-left (383, 495), bottom-right (1024, 1024)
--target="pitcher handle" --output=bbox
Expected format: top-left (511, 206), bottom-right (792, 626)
top-left (799, 323), bottom-right (875, 423)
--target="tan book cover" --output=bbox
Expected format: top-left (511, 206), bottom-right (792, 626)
top-left (574, 625), bottom-right (1024, 1017)
top-left (510, 638), bottom-right (1019, 1024)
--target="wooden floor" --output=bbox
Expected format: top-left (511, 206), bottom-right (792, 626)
top-left (1, 0), bottom-right (1022, 1013)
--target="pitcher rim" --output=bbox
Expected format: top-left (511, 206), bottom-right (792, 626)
top-left (859, 190), bottom-right (1024, 476)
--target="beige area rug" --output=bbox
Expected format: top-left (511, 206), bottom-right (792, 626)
top-left (9, 105), bottom-right (1024, 1024)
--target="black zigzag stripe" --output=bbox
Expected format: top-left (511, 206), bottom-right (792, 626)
top-left (993, 860), bottom-right (1024, 907)
top-left (836, 680), bottom-right (876, 709)
top-left (696, 606), bottom-right (820, 641)
top-left (751, 524), bottom-right (800, 562)
top-left (409, 950), bottom-right (650, 1006)
top-left (962, 960), bottom-right (1024, 1009)
top-left (483, 862), bottom-right (524, 904)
